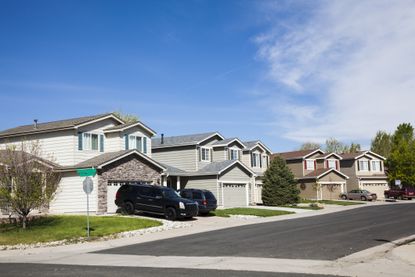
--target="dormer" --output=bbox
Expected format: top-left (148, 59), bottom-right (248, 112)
top-left (340, 151), bottom-right (386, 175)
top-left (315, 152), bottom-right (342, 170)
top-left (211, 138), bottom-right (245, 162)
top-left (242, 140), bottom-right (273, 172)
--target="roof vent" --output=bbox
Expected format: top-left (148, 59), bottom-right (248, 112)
top-left (33, 119), bottom-right (38, 129)
top-left (161, 133), bottom-right (164, 144)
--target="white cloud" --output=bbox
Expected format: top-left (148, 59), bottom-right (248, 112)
top-left (256, 0), bottom-right (415, 144)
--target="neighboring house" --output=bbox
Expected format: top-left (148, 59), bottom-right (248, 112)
top-left (0, 113), bottom-right (166, 214)
top-left (273, 149), bottom-right (349, 200)
top-left (152, 133), bottom-right (260, 207)
top-left (241, 141), bottom-right (272, 204)
top-left (339, 151), bottom-right (388, 199)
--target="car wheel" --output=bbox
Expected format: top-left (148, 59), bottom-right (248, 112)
top-left (361, 196), bottom-right (367, 201)
top-left (165, 207), bottom-right (177, 221)
top-left (341, 195), bottom-right (348, 200)
top-left (123, 201), bottom-right (135, 215)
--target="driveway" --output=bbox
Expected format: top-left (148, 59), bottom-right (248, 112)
top-left (96, 202), bottom-right (415, 260)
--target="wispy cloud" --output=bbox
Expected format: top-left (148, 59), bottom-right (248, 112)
top-left (255, 0), bottom-right (415, 144)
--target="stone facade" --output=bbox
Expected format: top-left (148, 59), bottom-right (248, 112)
top-left (97, 155), bottom-right (163, 213)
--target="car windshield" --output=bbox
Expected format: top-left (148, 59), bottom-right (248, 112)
top-left (162, 188), bottom-right (181, 199)
top-left (362, 190), bottom-right (370, 194)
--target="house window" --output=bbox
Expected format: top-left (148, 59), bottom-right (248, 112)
top-left (264, 155), bottom-right (269, 168)
top-left (200, 147), bottom-right (210, 162)
top-left (229, 149), bottom-right (239, 160)
top-left (327, 159), bottom-right (337, 169)
top-left (305, 159), bottom-right (315, 170)
top-left (251, 153), bottom-right (261, 167)
top-left (359, 160), bottom-right (369, 171)
top-left (128, 135), bottom-right (147, 153)
top-left (83, 133), bottom-right (99, 151)
top-left (372, 160), bottom-right (381, 171)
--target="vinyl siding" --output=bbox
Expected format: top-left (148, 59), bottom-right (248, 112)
top-left (121, 127), bottom-right (153, 158)
top-left (219, 164), bottom-right (251, 182)
top-left (286, 160), bottom-right (304, 178)
top-left (185, 176), bottom-right (219, 200)
top-left (212, 147), bottom-right (226, 162)
top-left (297, 180), bottom-right (318, 200)
top-left (0, 130), bottom-right (76, 166)
top-left (152, 146), bottom-right (197, 171)
top-left (319, 172), bottom-right (347, 182)
top-left (49, 172), bottom-right (98, 213)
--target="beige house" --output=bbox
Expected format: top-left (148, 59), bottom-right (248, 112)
top-left (274, 149), bottom-right (349, 200)
top-left (339, 151), bottom-right (388, 199)
top-left (151, 133), bottom-right (271, 207)
top-left (0, 113), bottom-right (166, 214)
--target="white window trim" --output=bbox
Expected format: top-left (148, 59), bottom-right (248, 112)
top-left (327, 159), bottom-right (337, 169)
top-left (252, 152), bottom-right (261, 168)
top-left (229, 148), bottom-right (239, 160)
top-left (129, 135), bottom-right (146, 153)
top-left (83, 132), bottom-right (100, 151)
top-left (358, 160), bottom-right (369, 171)
top-left (200, 147), bottom-right (211, 162)
top-left (371, 160), bottom-right (381, 172)
top-left (305, 159), bottom-right (315, 170)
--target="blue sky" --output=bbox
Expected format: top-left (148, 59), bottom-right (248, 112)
top-left (1, 0), bottom-right (414, 152)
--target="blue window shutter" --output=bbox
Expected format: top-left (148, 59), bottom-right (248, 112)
top-left (100, 134), bottom-right (104, 152)
top-left (124, 134), bottom-right (129, 150)
top-left (78, 132), bottom-right (83, 150)
top-left (143, 137), bottom-right (147, 154)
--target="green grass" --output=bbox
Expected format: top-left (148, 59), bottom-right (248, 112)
top-left (0, 215), bottom-right (162, 245)
top-left (280, 205), bottom-right (323, 210)
top-left (212, 208), bottom-right (294, 218)
top-left (301, 199), bottom-right (365, 206)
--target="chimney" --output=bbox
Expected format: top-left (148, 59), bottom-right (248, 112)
top-left (33, 119), bottom-right (38, 129)
top-left (161, 133), bottom-right (164, 144)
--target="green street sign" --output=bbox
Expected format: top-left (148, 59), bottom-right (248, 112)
top-left (77, 168), bottom-right (97, 177)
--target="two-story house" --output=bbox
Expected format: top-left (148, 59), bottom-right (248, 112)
top-left (339, 151), bottom-right (388, 199)
top-left (0, 113), bottom-right (167, 214)
top-left (273, 149), bottom-right (349, 200)
top-left (151, 132), bottom-right (272, 207)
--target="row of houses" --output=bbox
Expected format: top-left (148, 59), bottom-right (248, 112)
top-left (0, 113), bottom-right (388, 214)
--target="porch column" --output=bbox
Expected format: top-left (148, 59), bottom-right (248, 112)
top-left (176, 176), bottom-right (181, 190)
top-left (162, 176), bottom-right (167, 187)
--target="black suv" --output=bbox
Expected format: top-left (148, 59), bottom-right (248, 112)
top-left (115, 183), bottom-right (198, 220)
top-left (179, 189), bottom-right (217, 215)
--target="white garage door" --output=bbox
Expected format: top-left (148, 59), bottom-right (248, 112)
top-left (107, 181), bottom-right (126, 213)
top-left (360, 183), bottom-right (389, 200)
top-left (223, 183), bottom-right (248, 207)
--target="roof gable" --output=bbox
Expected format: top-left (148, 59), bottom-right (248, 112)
top-left (104, 121), bottom-right (156, 136)
top-left (274, 149), bottom-right (324, 160)
top-left (152, 132), bottom-right (224, 149)
top-left (243, 140), bottom-right (272, 154)
top-left (212, 138), bottom-right (245, 148)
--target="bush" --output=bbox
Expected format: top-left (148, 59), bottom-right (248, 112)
top-left (262, 156), bottom-right (300, 206)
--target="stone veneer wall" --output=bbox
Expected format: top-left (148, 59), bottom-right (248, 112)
top-left (97, 155), bottom-right (162, 213)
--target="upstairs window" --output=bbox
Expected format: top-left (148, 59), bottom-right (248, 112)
top-left (358, 160), bottom-right (369, 171)
top-left (229, 149), bottom-right (239, 160)
top-left (263, 155), bottom-right (269, 168)
top-left (372, 160), bottom-right (381, 172)
top-left (200, 147), bottom-right (210, 162)
top-left (251, 153), bottom-right (261, 167)
top-left (327, 159), bottom-right (337, 169)
top-left (127, 135), bottom-right (148, 154)
top-left (83, 133), bottom-right (99, 151)
top-left (305, 159), bottom-right (315, 170)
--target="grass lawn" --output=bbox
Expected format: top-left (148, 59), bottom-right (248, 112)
top-left (281, 205), bottom-right (323, 210)
top-left (0, 215), bottom-right (162, 245)
top-left (301, 199), bottom-right (365, 206)
top-left (212, 208), bottom-right (294, 218)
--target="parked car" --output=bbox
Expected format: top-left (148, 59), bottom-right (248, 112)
top-left (115, 183), bottom-right (198, 220)
top-left (179, 189), bottom-right (217, 215)
top-left (384, 187), bottom-right (415, 200)
top-left (340, 190), bottom-right (377, 201)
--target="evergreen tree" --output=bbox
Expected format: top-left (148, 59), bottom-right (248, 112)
top-left (262, 156), bottom-right (299, 206)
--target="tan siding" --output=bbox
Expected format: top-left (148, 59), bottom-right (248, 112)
top-left (297, 181), bottom-right (318, 200)
top-left (50, 172), bottom-right (98, 213)
top-left (241, 152), bottom-right (250, 167)
top-left (321, 184), bottom-right (342, 200)
top-left (105, 132), bottom-right (122, 152)
top-left (152, 147), bottom-right (197, 171)
top-left (0, 130), bottom-right (76, 166)
top-left (319, 172), bottom-right (347, 182)
top-left (185, 176), bottom-right (219, 200)
top-left (212, 147), bottom-right (226, 162)
top-left (287, 160), bottom-right (304, 178)
top-left (219, 164), bottom-right (251, 182)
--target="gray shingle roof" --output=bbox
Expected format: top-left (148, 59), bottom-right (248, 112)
top-left (0, 150), bottom-right (61, 169)
top-left (243, 140), bottom-right (273, 153)
top-left (104, 121), bottom-right (156, 135)
top-left (152, 132), bottom-right (221, 149)
top-left (61, 150), bottom-right (164, 171)
top-left (0, 113), bottom-right (121, 139)
top-left (273, 149), bottom-right (323, 160)
top-left (211, 137), bottom-right (243, 147)
top-left (159, 163), bottom-right (187, 175)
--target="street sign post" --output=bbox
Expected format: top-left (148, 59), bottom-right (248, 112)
top-left (77, 168), bottom-right (97, 177)
top-left (82, 176), bottom-right (94, 238)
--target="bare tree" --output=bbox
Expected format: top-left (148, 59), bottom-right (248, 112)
top-left (299, 142), bottom-right (321, 150)
top-left (113, 111), bottom-right (139, 123)
top-left (0, 142), bottom-right (61, 228)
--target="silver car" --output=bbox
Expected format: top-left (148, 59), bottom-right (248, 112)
top-left (340, 190), bottom-right (377, 201)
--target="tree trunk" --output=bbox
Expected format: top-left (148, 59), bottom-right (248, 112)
top-left (22, 215), bottom-right (27, 229)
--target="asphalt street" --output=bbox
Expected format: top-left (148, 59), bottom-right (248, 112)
top-left (0, 263), bottom-right (340, 277)
top-left (97, 203), bottom-right (415, 260)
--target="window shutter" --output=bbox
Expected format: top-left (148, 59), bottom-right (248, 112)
top-left (259, 155), bottom-right (263, 168)
top-left (304, 160), bottom-right (307, 170)
top-left (198, 147), bottom-right (201, 161)
top-left (99, 134), bottom-right (104, 152)
top-left (143, 137), bottom-right (147, 154)
top-left (124, 134), bottom-right (129, 150)
top-left (78, 132), bottom-right (83, 150)
top-left (380, 161), bottom-right (383, 171)
top-left (336, 160), bottom-right (339, 170)
top-left (357, 161), bottom-right (360, 171)
top-left (325, 160), bottom-right (328, 168)
top-left (227, 148), bottom-right (230, 160)
top-left (314, 160), bottom-right (316, 170)
top-left (251, 153), bottom-right (254, 167)
top-left (210, 148), bottom-right (212, 161)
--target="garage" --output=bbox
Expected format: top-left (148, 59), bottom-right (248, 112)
top-left (256, 183), bottom-right (263, 204)
top-left (360, 182), bottom-right (389, 200)
top-left (321, 184), bottom-right (343, 200)
top-left (222, 183), bottom-right (248, 207)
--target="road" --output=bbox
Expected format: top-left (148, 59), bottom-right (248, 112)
top-left (97, 203), bottom-right (415, 260)
top-left (0, 263), bottom-right (338, 277)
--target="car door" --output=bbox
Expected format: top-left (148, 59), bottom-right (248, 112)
top-left (149, 187), bottom-right (164, 213)
top-left (349, 190), bottom-right (358, 200)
